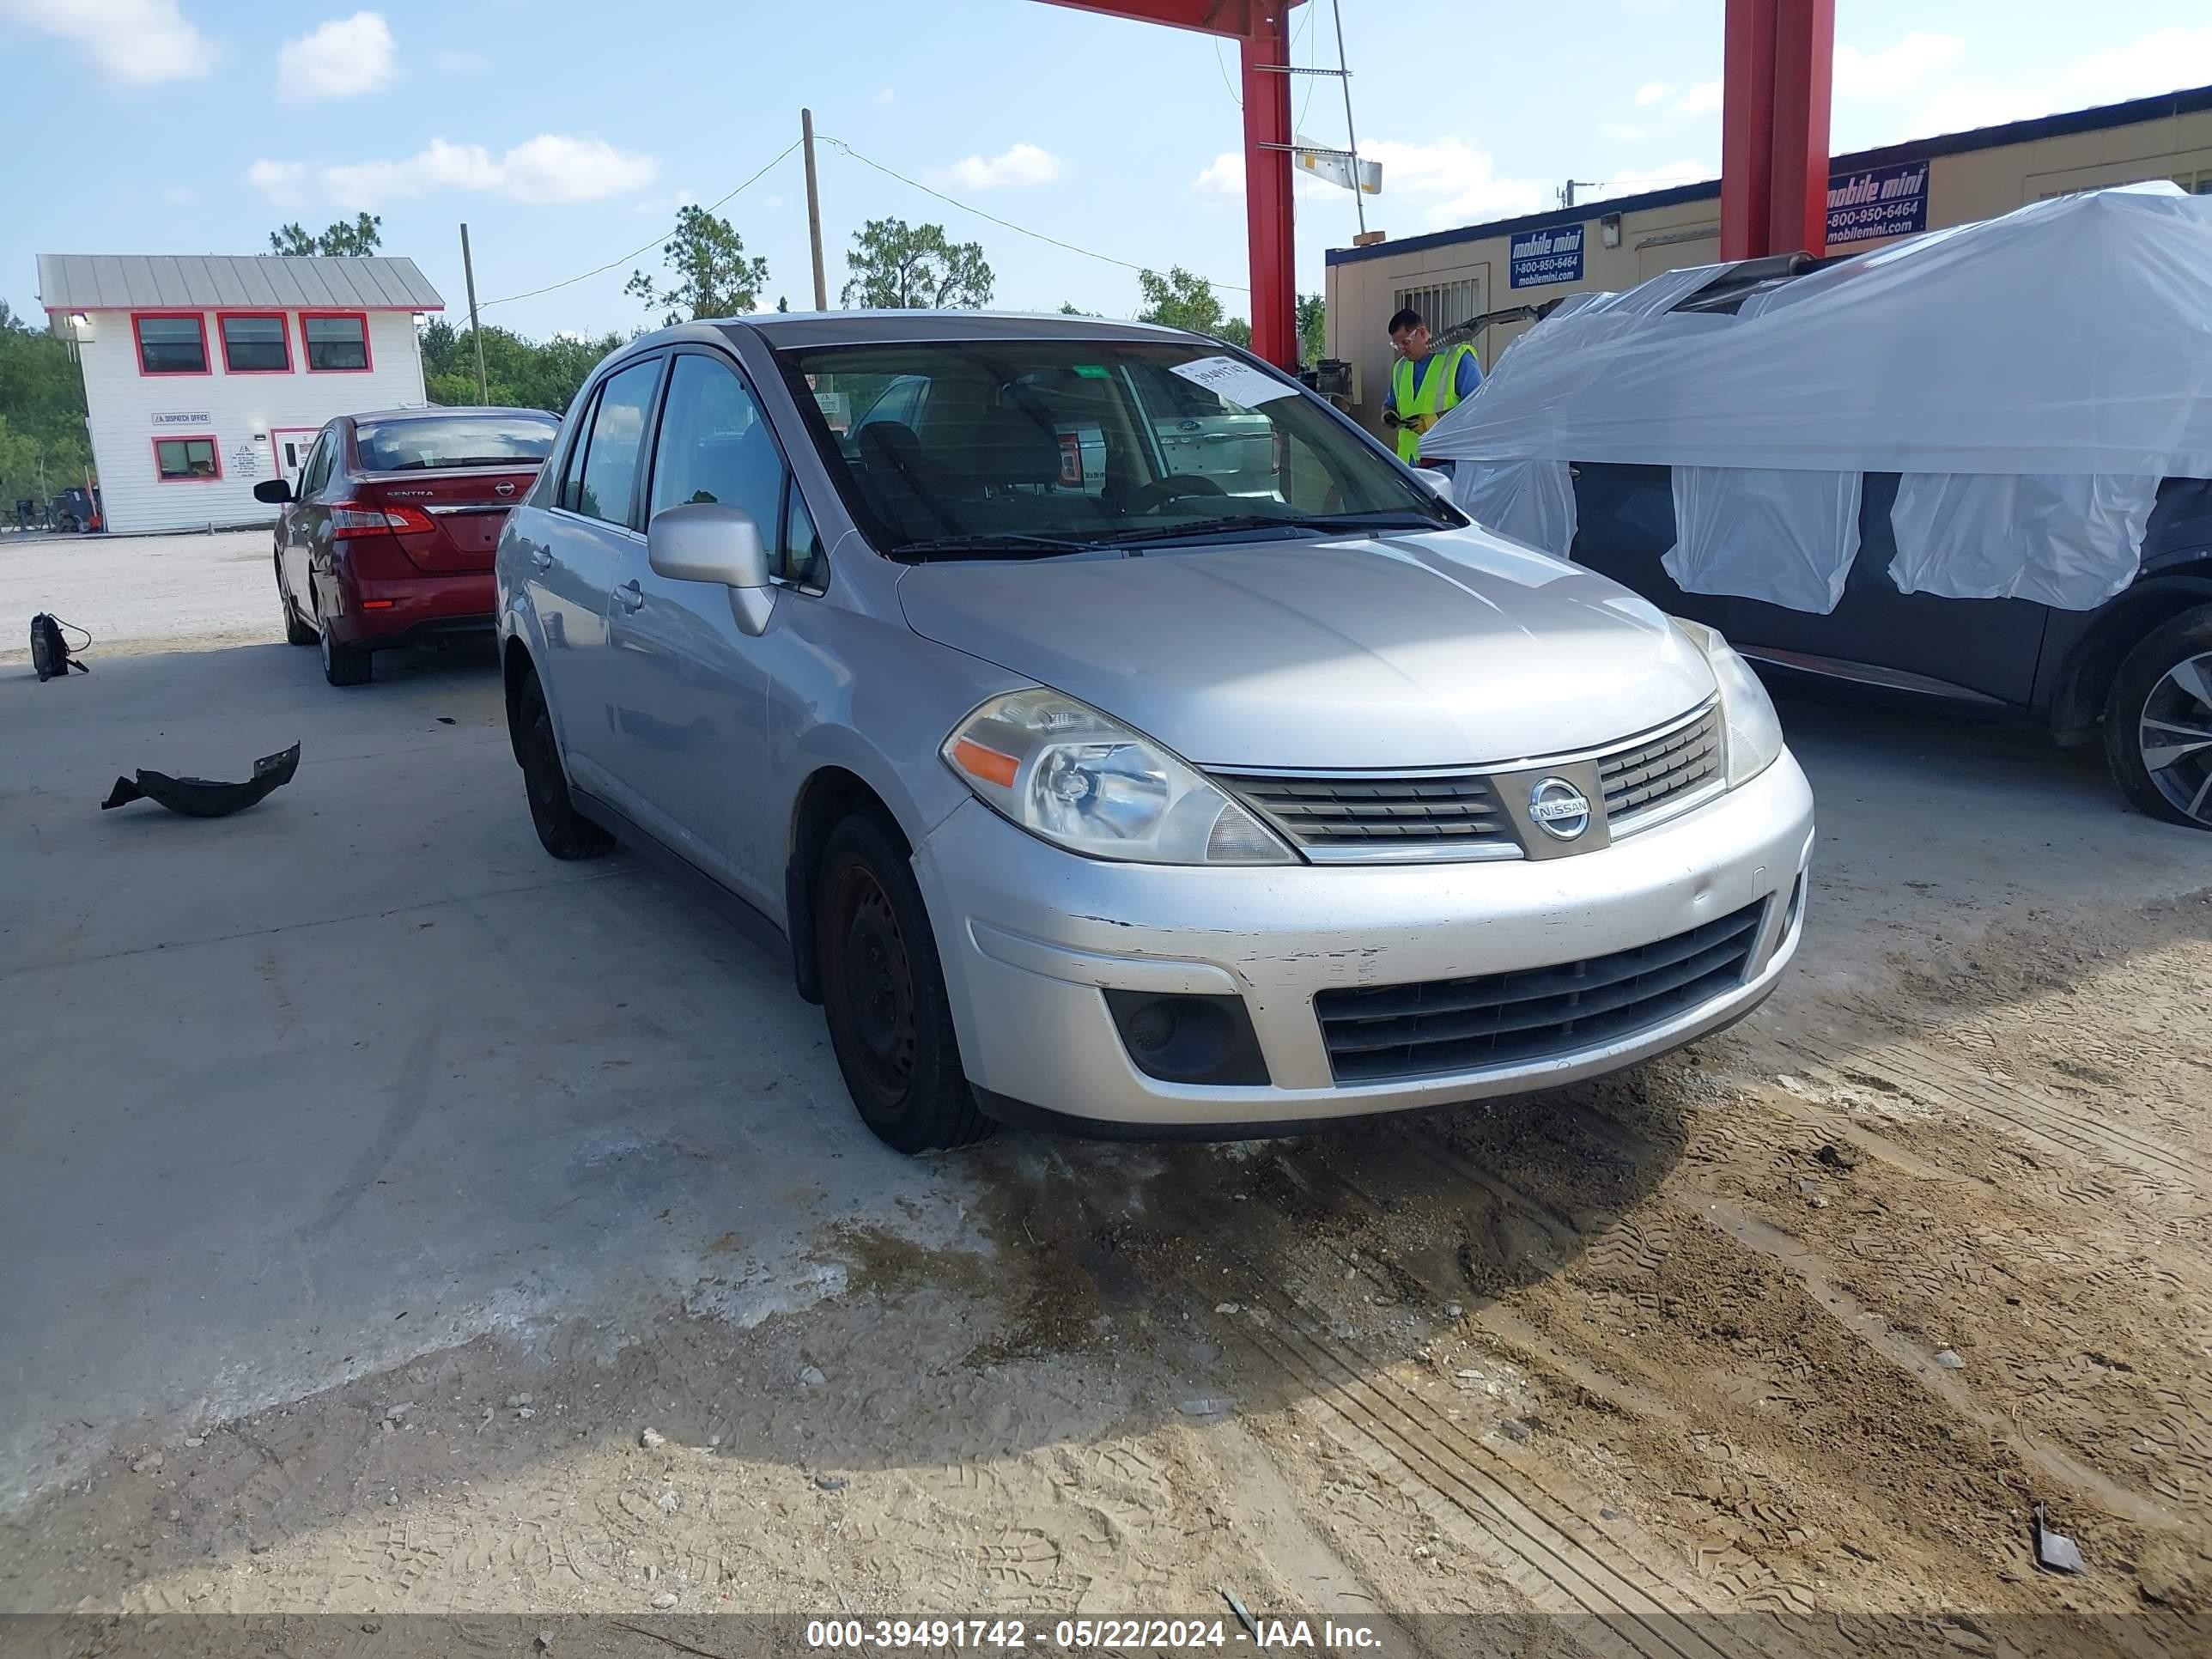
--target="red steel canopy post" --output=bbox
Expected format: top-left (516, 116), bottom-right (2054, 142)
top-left (1720, 0), bottom-right (1834, 260)
top-left (1033, 1), bottom-right (1304, 368)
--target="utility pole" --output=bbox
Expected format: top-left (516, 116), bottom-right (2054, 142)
top-left (1559, 179), bottom-right (1602, 209)
top-left (1329, 0), bottom-right (1366, 238)
top-left (801, 109), bottom-right (829, 310)
top-left (459, 222), bottom-right (489, 405)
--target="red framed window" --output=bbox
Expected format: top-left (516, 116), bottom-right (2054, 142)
top-left (153, 436), bottom-right (222, 482)
top-left (133, 313), bottom-right (210, 375)
top-left (217, 311), bottom-right (291, 374)
top-left (301, 311), bottom-right (371, 372)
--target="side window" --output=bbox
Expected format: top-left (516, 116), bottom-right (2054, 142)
top-left (648, 353), bottom-right (786, 532)
top-left (556, 391), bottom-right (599, 513)
top-left (574, 359), bottom-right (663, 529)
top-left (300, 431), bottom-right (335, 496)
top-left (781, 487), bottom-right (824, 589)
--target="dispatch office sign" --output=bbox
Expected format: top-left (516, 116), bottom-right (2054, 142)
top-left (1510, 223), bottom-right (1585, 289)
top-left (1828, 160), bottom-right (1929, 243)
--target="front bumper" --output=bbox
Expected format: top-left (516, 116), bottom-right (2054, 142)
top-left (914, 751), bottom-right (1814, 1130)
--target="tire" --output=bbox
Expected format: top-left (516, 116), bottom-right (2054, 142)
top-left (814, 813), bottom-right (992, 1154)
top-left (514, 668), bottom-right (614, 860)
top-left (56, 514), bottom-right (78, 535)
top-left (279, 557), bottom-right (317, 646)
top-left (2102, 605), bottom-right (2212, 830)
top-left (319, 601), bottom-right (373, 687)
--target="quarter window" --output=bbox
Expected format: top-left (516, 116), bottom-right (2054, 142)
top-left (303, 313), bottom-right (370, 372)
top-left (219, 313), bottom-right (290, 373)
top-left (135, 314), bottom-right (208, 374)
top-left (572, 359), bottom-right (664, 529)
top-left (155, 437), bottom-right (220, 481)
top-left (781, 488), bottom-right (824, 587)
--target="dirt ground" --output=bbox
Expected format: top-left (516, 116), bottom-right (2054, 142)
top-left (3, 538), bottom-right (2209, 1656)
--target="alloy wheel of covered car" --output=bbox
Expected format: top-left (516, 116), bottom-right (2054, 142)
top-left (2139, 650), bottom-right (2212, 825)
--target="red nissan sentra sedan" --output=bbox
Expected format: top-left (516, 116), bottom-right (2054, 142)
top-left (257, 406), bottom-right (558, 686)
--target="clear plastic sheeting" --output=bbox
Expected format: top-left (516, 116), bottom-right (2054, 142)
top-left (1452, 459), bottom-right (1577, 557)
top-left (1416, 184), bottom-right (2212, 612)
top-left (1665, 467), bottom-right (1863, 616)
top-left (1888, 472), bottom-right (2161, 608)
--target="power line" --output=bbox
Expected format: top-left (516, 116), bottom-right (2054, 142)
top-left (477, 140), bottom-right (801, 312)
top-left (820, 135), bottom-right (1249, 293)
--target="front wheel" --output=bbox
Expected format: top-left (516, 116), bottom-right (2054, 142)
top-left (2103, 605), bottom-right (2212, 829)
top-left (514, 668), bottom-right (613, 860)
top-left (815, 814), bottom-right (992, 1154)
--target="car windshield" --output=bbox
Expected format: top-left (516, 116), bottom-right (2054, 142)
top-left (356, 415), bottom-right (557, 472)
top-left (771, 337), bottom-right (1460, 558)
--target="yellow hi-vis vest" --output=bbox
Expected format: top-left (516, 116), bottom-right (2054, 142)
top-left (1391, 343), bottom-right (1475, 463)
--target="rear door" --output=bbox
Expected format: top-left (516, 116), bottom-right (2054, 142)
top-left (535, 356), bottom-right (667, 794)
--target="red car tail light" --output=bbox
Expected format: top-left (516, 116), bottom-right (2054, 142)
top-left (330, 501), bottom-right (436, 538)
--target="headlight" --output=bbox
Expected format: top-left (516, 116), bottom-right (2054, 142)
top-left (943, 689), bottom-right (1293, 865)
top-left (1670, 618), bottom-right (1784, 787)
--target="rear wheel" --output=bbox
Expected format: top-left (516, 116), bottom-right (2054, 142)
top-left (2103, 605), bottom-right (2212, 829)
top-left (815, 813), bottom-right (992, 1154)
top-left (318, 598), bottom-right (373, 687)
top-left (56, 514), bottom-right (78, 534)
top-left (515, 668), bottom-right (613, 860)
top-left (278, 557), bottom-right (316, 646)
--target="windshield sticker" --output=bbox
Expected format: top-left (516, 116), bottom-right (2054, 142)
top-left (1073, 363), bottom-right (1110, 379)
top-left (1167, 355), bottom-right (1299, 407)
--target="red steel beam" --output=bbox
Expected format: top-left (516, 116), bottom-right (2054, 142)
top-left (1033, 0), bottom-right (1304, 368)
top-left (1720, 0), bottom-right (1833, 260)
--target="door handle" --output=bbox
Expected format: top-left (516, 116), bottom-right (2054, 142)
top-left (616, 579), bottom-right (644, 612)
top-left (530, 545), bottom-right (553, 572)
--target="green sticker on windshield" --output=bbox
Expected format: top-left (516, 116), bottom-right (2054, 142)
top-left (1073, 364), bottom-right (1109, 379)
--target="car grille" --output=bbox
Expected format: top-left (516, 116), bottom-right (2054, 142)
top-left (1315, 901), bottom-right (1765, 1084)
top-left (1218, 772), bottom-right (1513, 853)
top-left (1600, 706), bottom-right (1723, 822)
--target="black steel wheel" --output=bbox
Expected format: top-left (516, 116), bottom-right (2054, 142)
top-left (814, 813), bottom-right (991, 1153)
top-left (2104, 605), bottom-right (2212, 830)
top-left (515, 668), bottom-right (613, 860)
top-left (319, 599), bottom-right (373, 687)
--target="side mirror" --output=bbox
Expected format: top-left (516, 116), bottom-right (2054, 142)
top-left (253, 478), bottom-right (293, 505)
top-left (647, 501), bottom-right (775, 635)
top-left (1411, 465), bottom-right (1455, 501)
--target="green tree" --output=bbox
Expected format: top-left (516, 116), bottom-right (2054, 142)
top-left (419, 318), bottom-right (635, 416)
top-left (1135, 266), bottom-right (1250, 345)
top-left (1297, 292), bottom-right (1327, 364)
top-left (841, 218), bottom-right (994, 309)
top-left (267, 213), bottom-right (384, 256)
top-left (0, 300), bottom-right (94, 510)
top-left (625, 205), bottom-right (769, 325)
top-left (1058, 301), bottom-right (1099, 316)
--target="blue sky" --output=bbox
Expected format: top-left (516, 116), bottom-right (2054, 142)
top-left (3, 1), bottom-right (2209, 341)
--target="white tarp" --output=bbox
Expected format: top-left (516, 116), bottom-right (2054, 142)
top-left (1667, 467), bottom-right (1863, 615)
top-left (1420, 184), bottom-right (2212, 611)
top-left (1452, 459), bottom-right (1577, 556)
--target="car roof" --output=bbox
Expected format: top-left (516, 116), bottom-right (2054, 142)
top-left (347, 405), bottom-right (558, 424)
top-left (694, 310), bottom-right (1206, 350)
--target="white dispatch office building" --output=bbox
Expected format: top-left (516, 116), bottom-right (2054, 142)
top-left (35, 253), bottom-right (445, 535)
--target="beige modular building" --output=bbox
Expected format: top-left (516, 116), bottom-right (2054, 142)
top-left (1325, 83), bottom-right (2212, 435)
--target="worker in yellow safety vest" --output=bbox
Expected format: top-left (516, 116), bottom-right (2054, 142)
top-left (1382, 306), bottom-right (1481, 465)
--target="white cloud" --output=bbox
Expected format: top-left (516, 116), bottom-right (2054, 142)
top-left (164, 185), bottom-right (194, 204)
top-left (873, 87), bottom-right (896, 106)
top-left (931, 143), bottom-right (1062, 190)
top-left (1672, 80), bottom-right (1723, 117)
top-left (2072, 25), bottom-right (2212, 103)
top-left (1835, 32), bottom-right (1963, 101)
top-left (278, 11), bottom-right (396, 102)
top-left (1194, 151), bottom-right (1243, 198)
top-left (763, 193), bottom-right (785, 209)
top-left (1632, 81), bottom-right (1674, 107)
top-left (247, 158), bottom-right (309, 206)
top-left (0, 0), bottom-right (213, 82)
top-left (257, 136), bottom-right (659, 208)
top-left (1357, 137), bottom-right (1549, 227)
top-left (1598, 121), bottom-right (1645, 142)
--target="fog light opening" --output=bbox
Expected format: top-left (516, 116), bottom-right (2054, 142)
top-left (1103, 990), bottom-right (1269, 1087)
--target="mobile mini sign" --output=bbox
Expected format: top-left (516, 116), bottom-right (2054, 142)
top-left (1509, 223), bottom-right (1584, 289)
top-left (1827, 160), bottom-right (1929, 244)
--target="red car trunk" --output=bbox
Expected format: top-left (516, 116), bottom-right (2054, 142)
top-left (357, 468), bottom-right (540, 574)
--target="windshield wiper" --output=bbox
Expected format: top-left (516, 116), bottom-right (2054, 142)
top-left (889, 531), bottom-right (1104, 560)
top-left (1097, 509), bottom-right (1449, 547)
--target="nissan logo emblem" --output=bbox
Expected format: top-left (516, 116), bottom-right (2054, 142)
top-left (1528, 777), bottom-right (1591, 841)
top-left (495, 482), bottom-right (517, 497)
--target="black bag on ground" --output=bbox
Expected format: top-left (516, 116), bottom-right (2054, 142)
top-left (31, 614), bottom-right (89, 682)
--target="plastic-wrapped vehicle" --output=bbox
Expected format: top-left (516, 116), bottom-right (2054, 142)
top-left (1423, 184), bottom-right (2212, 830)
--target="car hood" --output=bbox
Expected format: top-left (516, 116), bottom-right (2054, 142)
top-left (897, 526), bottom-right (1717, 769)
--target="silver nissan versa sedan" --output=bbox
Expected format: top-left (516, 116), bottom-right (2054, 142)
top-left (495, 313), bottom-right (1814, 1153)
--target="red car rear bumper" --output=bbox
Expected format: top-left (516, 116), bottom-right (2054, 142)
top-left (326, 567), bottom-right (495, 647)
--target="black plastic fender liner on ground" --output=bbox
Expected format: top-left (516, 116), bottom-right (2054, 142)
top-left (100, 743), bottom-right (302, 817)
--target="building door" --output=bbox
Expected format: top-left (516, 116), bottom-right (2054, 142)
top-left (271, 428), bottom-right (320, 483)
